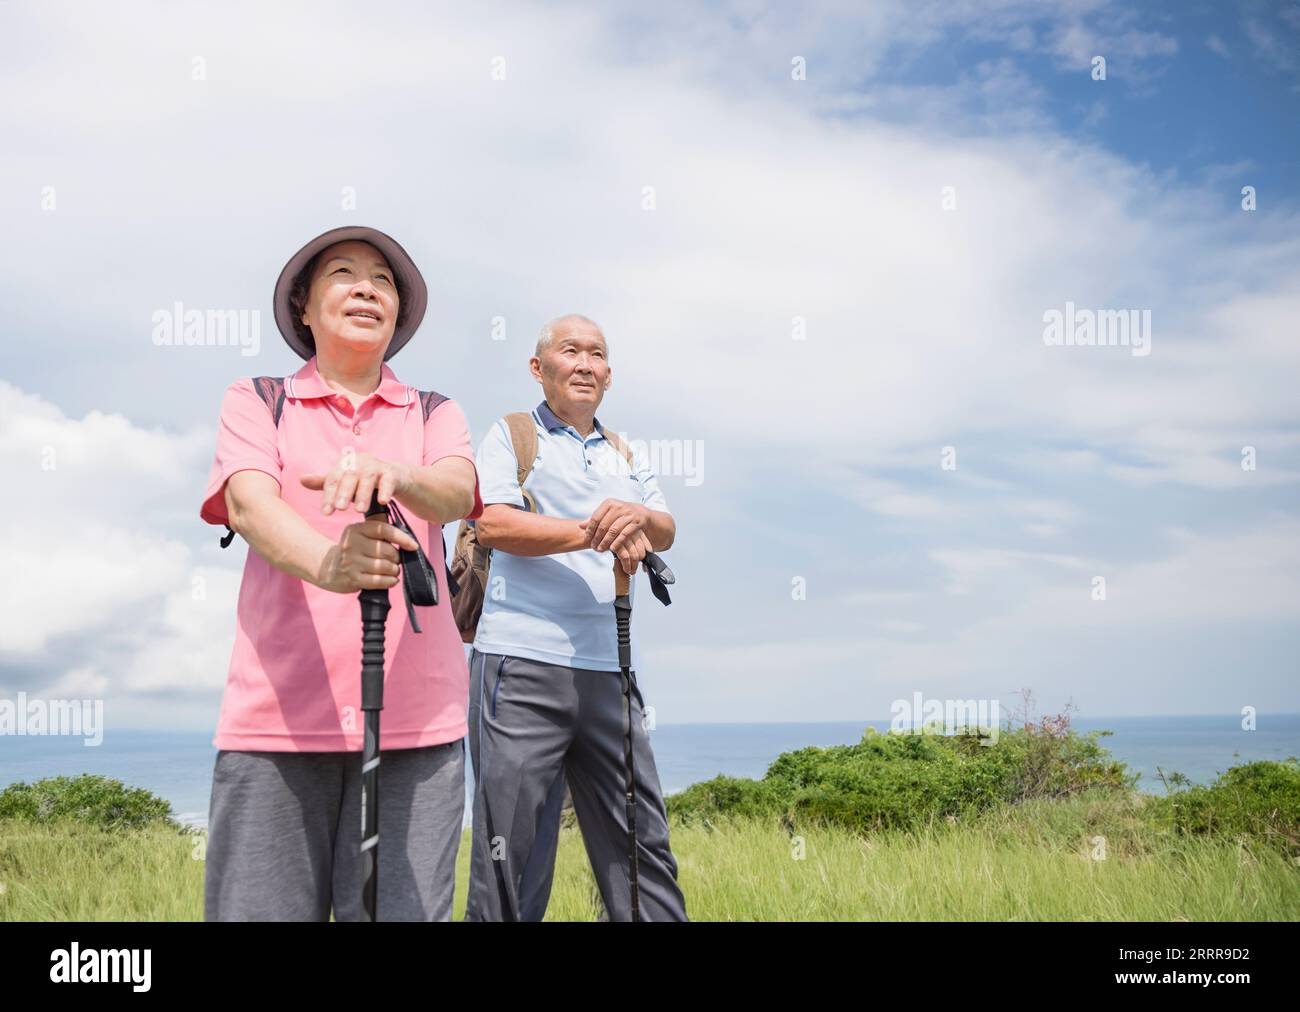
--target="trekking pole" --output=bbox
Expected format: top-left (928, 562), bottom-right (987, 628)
top-left (358, 490), bottom-right (392, 921)
top-left (613, 560), bottom-right (638, 922)
top-left (612, 549), bottom-right (674, 922)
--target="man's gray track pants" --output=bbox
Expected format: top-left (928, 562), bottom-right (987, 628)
top-left (465, 647), bottom-right (687, 922)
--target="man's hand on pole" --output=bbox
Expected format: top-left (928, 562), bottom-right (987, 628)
top-left (580, 499), bottom-right (648, 553)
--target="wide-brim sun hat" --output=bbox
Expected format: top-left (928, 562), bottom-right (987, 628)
top-left (273, 225), bottom-right (428, 361)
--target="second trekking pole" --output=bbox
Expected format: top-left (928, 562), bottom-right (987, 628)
top-left (612, 559), bottom-right (639, 922)
top-left (612, 549), bottom-right (674, 922)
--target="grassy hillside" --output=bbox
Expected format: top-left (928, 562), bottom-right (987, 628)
top-left (2, 716), bottom-right (1297, 921)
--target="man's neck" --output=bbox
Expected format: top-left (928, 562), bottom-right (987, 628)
top-left (546, 399), bottom-right (597, 437)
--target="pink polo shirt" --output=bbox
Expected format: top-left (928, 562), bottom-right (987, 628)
top-left (199, 356), bottom-right (483, 752)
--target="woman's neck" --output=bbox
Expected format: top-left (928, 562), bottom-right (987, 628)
top-left (316, 349), bottom-right (382, 401)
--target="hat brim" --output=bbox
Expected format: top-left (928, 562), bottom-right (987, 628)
top-left (273, 226), bottom-right (428, 361)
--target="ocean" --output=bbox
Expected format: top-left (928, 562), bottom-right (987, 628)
top-left (1, 714), bottom-right (1297, 829)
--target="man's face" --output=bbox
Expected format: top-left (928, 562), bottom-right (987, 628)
top-left (535, 320), bottom-right (611, 410)
top-left (300, 240), bottom-right (399, 358)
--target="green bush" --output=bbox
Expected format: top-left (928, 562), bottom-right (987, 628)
top-left (1148, 758), bottom-right (1300, 859)
top-left (0, 775), bottom-right (176, 831)
top-left (669, 718), bottom-right (1138, 835)
top-left (667, 774), bottom-right (786, 822)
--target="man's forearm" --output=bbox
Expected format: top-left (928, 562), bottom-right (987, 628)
top-left (476, 506), bottom-right (589, 556)
top-left (642, 508), bottom-right (675, 551)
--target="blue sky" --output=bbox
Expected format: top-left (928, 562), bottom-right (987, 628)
top-left (1, 0), bottom-right (1298, 731)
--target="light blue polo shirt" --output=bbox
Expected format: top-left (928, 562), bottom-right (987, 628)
top-left (471, 400), bottom-right (671, 672)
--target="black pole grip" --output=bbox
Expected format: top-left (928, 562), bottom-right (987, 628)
top-left (360, 491), bottom-right (390, 713)
top-left (614, 598), bottom-right (632, 671)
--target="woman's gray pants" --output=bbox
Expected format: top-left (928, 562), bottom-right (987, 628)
top-left (204, 740), bottom-right (465, 921)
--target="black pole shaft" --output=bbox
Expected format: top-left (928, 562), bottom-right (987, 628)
top-left (614, 566), bottom-right (639, 922)
top-left (359, 492), bottom-right (391, 921)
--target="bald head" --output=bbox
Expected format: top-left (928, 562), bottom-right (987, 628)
top-left (536, 313), bottom-right (606, 358)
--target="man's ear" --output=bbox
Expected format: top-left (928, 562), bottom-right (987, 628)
top-left (529, 356), bottom-right (543, 383)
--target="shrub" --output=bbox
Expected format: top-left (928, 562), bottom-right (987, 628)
top-left (669, 716), bottom-right (1137, 835)
top-left (1148, 758), bottom-right (1300, 859)
top-left (0, 775), bottom-right (176, 831)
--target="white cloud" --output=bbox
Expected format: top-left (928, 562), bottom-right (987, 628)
top-left (845, 477), bottom-right (945, 518)
top-left (44, 666), bottom-right (110, 699)
top-left (1, 1), bottom-right (1296, 722)
top-left (1205, 34), bottom-right (1231, 60)
top-left (1243, 15), bottom-right (1297, 74)
top-left (647, 518), bottom-right (1300, 720)
top-left (122, 567), bottom-right (241, 695)
top-left (925, 518), bottom-right (1300, 630)
top-left (3, 3), bottom-right (1295, 498)
top-left (0, 381), bottom-right (239, 701)
top-left (0, 524), bottom-right (190, 654)
top-left (929, 546), bottom-right (1094, 596)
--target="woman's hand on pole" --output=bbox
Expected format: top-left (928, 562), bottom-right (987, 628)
top-left (300, 452), bottom-right (412, 516)
top-left (319, 519), bottom-right (420, 594)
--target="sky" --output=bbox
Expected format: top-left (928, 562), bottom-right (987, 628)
top-left (1, 0), bottom-right (1298, 732)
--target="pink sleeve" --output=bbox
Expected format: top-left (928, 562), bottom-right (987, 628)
top-left (423, 398), bottom-right (483, 520)
top-left (199, 378), bottom-right (283, 526)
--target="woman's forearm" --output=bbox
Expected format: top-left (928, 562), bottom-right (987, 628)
top-left (225, 475), bottom-right (338, 589)
top-left (395, 457), bottom-right (477, 525)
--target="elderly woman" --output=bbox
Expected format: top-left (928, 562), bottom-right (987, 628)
top-left (199, 226), bottom-right (482, 921)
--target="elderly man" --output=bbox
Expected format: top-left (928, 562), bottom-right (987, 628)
top-left (464, 313), bottom-right (687, 922)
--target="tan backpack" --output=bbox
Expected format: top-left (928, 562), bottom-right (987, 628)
top-left (450, 411), bottom-right (637, 643)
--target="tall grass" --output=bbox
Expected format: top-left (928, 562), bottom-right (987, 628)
top-left (3, 790), bottom-right (1296, 921)
top-left (3, 711), bottom-right (1297, 921)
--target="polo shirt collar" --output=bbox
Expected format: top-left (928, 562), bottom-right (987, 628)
top-left (536, 399), bottom-right (605, 439)
top-left (287, 356), bottom-right (412, 406)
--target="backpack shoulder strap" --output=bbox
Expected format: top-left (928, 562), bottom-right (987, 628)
top-left (219, 376), bottom-right (285, 547)
top-left (416, 389), bottom-right (448, 421)
top-left (505, 412), bottom-right (538, 512)
top-left (412, 387), bottom-right (460, 593)
top-left (598, 422), bottom-right (635, 469)
top-left (505, 411), bottom-right (538, 487)
top-left (251, 376), bottom-right (287, 427)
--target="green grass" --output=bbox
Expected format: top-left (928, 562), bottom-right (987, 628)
top-left (3, 789), bottom-right (1297, 921)
top-left (4, 720), bottom-right (1297, 921)
top-left (0, 821), bottom-right (205, 921)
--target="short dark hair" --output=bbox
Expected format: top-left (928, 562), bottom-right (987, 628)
top-left (287, 247), bottom-right (410, 354)
top-left (287, 252), bottom-right (322, 355)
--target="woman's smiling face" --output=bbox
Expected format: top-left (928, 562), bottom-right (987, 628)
top-left (300, 240), bottom-right (399, 359)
